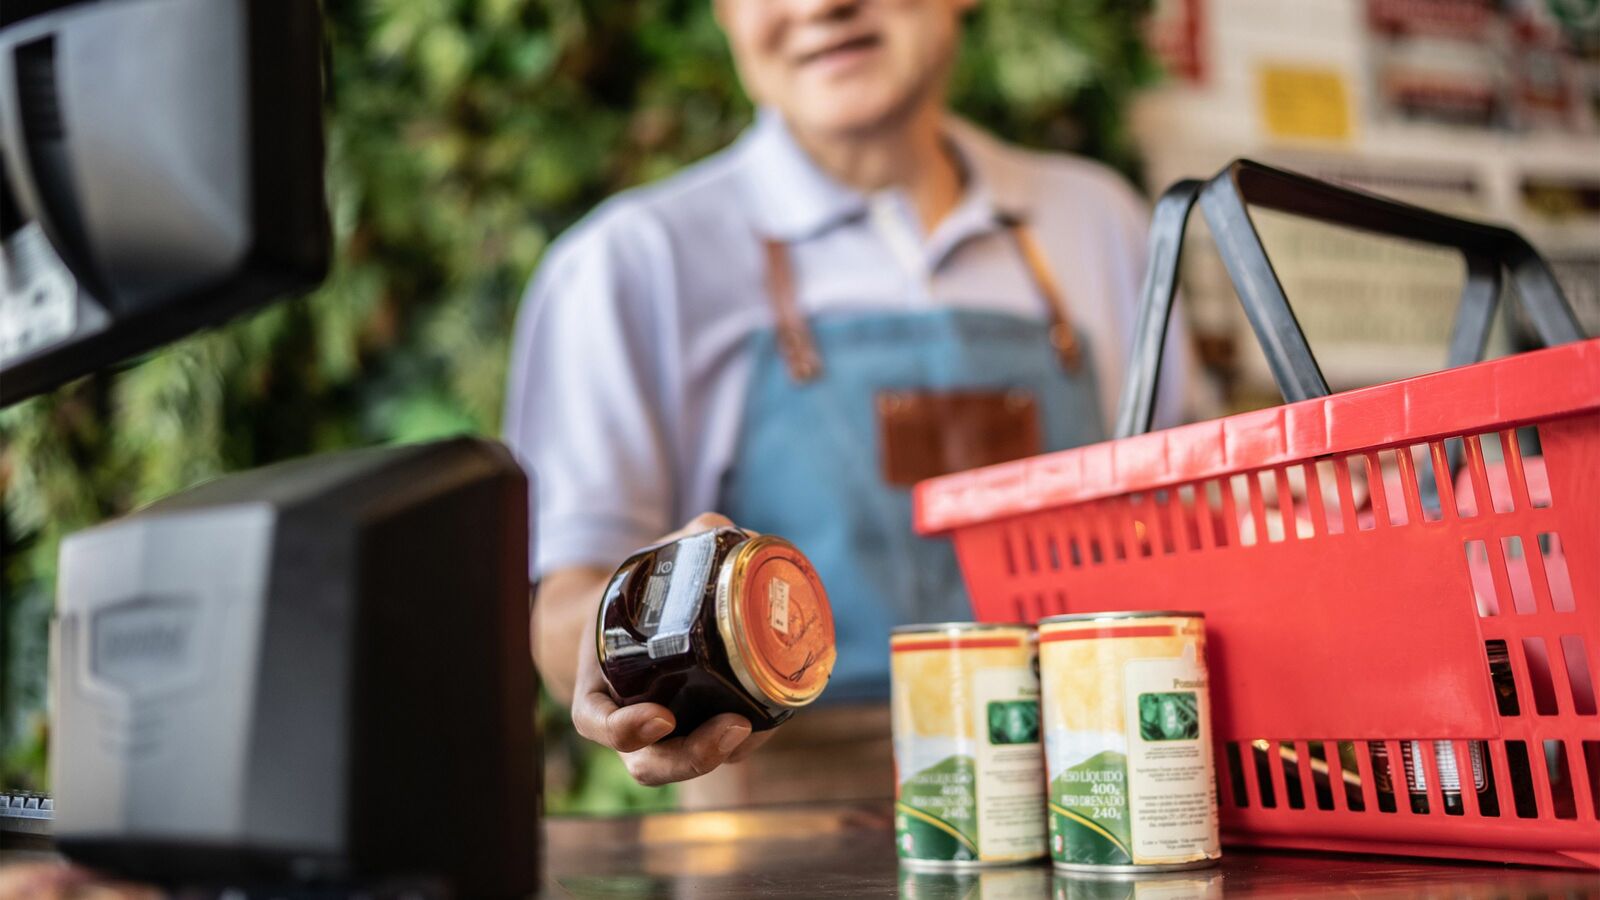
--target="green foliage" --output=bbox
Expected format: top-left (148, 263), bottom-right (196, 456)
top-left (0, 0), bottom-right (1152, 807)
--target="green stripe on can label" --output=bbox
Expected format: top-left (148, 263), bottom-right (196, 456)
top-left (896, 754), bottom-right (979, 861)
top-left (1049, 749), bottom-right (1132, 866)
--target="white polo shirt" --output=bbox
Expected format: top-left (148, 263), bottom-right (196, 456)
top-left (505, 108), bottom-right (1189, 578)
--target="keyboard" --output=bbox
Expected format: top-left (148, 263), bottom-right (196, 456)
top-left (0, 791), bottom-right (52, 837)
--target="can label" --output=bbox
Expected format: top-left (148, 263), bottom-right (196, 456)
top-left (1040, 616), bottom-right (1219, 868)
top-left (891, 628), bottom-right (1046, 865)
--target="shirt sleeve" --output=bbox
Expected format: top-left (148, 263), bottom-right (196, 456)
top-left (503, 208), bottom-right (681, 580)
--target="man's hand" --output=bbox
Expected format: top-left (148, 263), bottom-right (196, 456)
top-left (567, 512), bottom-right (775, 786)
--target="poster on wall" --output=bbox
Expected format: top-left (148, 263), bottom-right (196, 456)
top-left (1146, 0), bottom-right (1207, 85)
top-left (1366, 0), bottom-right (1508, 128)
top-left (1365, 0), bottom-right (1600, 133)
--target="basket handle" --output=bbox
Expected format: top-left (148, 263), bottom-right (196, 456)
top-left (1114, 159), bottom-right (1588, 438)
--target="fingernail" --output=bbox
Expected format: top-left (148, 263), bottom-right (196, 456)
top-left (718, 724), bottom-right (751, 754)
top-left (642, 717), bottom-right (673, 741)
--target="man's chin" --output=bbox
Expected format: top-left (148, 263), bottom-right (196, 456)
top-left (790, 93), bottom-right (922, 140)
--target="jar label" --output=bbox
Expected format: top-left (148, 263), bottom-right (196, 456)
top-left (768, 578), bottom-right (791, 635)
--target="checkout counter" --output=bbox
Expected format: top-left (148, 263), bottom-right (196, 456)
top-left (5, 802), bottom-right (1598, 898)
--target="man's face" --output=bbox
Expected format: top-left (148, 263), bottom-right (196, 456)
top-left (716, 0), bottom-right (974, 139)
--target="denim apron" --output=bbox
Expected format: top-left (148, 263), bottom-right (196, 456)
top-left (719, 222), bottom-right (1108, 704)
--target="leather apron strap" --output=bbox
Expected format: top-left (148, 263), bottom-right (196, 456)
top-left (760, 222), bottom-right (1082, 383)
top-left (762, 239), bottom-right (824, 382)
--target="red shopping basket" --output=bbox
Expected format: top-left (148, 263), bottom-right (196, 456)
top-left (914, 161), bottom-right (1600, 868)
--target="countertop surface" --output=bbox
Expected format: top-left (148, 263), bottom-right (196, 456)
top-left (5, 804), bottom-right (1597, 898)
top-left (542, 804), bottom-right (1597, 898)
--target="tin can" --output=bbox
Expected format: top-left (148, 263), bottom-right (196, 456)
top-left (1038, 612), bottom-right (1219, 873)
top-left (891, 622), bottom-right (1046, 869)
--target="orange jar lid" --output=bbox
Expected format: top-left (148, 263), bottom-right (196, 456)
top-left (715, 535), bottom-right (835, 708)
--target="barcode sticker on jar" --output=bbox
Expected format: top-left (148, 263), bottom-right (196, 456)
top-left (769, 579), bottom-right (791, 635)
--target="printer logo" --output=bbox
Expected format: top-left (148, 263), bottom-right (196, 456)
top-left (90, 596), bottom-right (203, 694)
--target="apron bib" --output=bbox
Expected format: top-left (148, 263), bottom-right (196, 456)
top-left (720, 224), bottom-right (1107, 703)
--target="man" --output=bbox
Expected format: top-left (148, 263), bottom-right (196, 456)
top-left (506, 0), bottom-right (1188, 805)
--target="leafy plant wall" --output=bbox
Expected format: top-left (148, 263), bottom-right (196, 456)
top-left (0, 0), bottom-right (1153, 810)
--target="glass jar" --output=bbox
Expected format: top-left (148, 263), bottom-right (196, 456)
top-left (596, 527), bottom-right (835, 736)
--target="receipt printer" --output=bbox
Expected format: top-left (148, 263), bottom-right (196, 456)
top-left (52, 438), bottom-right (540, 896)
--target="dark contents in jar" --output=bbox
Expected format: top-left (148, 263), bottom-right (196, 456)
top-left (597, 527), bottom-right (835, 737)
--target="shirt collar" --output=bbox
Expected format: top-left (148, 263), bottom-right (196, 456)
top-left (737, 107), bottom-right (1034, 243)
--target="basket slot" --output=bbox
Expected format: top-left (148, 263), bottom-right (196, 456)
top-left (1392, 447), bottom-right (1425, 526)
top-left (1222, 475), bottom-right (1245, 546)
top-left (1502, 537), bottom-right (1538, 614)
top-left (1272, 468), bottom-right (1299, 542)
top-left (1312, 459), bottom-right (1347, 535)
top-left (1202, 479), bottom-right (1229, 548)
top-left (1452, 741), bottom-right (1482, 818)
top-left (1415, 739), bottom-right (1446, 815)
top-left (1106, 502), bottom-right (1128, 562)
top-left (1483, 534), bottom-right (1522, 616)
top-left (1539, 532), bottom-right (1576, 612)
top-left (1411, 442), bottom-right (1446, 522)
top-left (1582, 741), bottom-right (1600, 819)
top-left (1484, 640), bottom-right (1521, 716)
top-left (1503, 740), bottom-right (1541, 818)
top-left (1427, 440), bottom-right (1458, 522)
top-left (1394, 742), bottom-right (1425, 815)
top-left (1371, 450), bottom-right (1407, 528)
top-left (1478, 432), bottom-right (1518, 514)
top-left (1559, 635), bottom-right (1596, 716)
top-left (1175, 484), bottom-right (1202, 552)
top-left (1281, 741), bottom-right (1307, 810)
top-left (1302, 461), bottom-right (1330, 536)
top-left (1520, 531), bottom-right (1560, 613)
top-left (1516, 425), bottom-right (1553, 509)
top-left (1522, 637), bottom-right (1562, 715)
top-left (1169, 487), bottom-right (1192, 553)
top-left (1527, 736), bottom-right (1561, 820)
top-left (1247, 741), bottom-right (1274, 808)
top-left (1374, 741), bottom-right (1403, 814)
top-left (1547, 740), bottom-right (1580, 820)
top-left (1125, 494), bottom-right (1151, 559)
top-left (1464, 540), bottom-right (1500, 616)
top-left (1359, 740), bottom-right (1390, 813)
top-left (1307, 741), bottom-right (1335, 810)
top-left (1439, 436), bottom-right (1469, 517)
top-left (1462, 435), bottom-right (1496, 518)
top-left (1472, 739), bottom-right (1502, 817)
top-left (1346, 455), bottom-right (1378, 532)
top-left (1404, 443), bottom-right (1444, 523)
top-left (1064, 518), bottom-right (1086, 568)
top-left (1155, 489), bottom-right (1179, 554)
top-left (1501, 428), bottom-right (1536, 512)
top-left (1503, 633), bottom-right (1542, 724)
top-left (1337, 741), bottom-right (1365, 811)
top-left (1019, 523), bottom-right (1040, 574)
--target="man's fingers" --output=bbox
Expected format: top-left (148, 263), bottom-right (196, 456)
top-left (622, 714), bottom-right (753, 786)
top-left (572, 689), bottom-right (677, 752)
top-left (602, 701), bottom-right (678, 753)
top-left (726, 727), bottom-right (775, 763)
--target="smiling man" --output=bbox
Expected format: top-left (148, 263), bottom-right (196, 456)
top-left (506, 0), bottom-right (1189, 807)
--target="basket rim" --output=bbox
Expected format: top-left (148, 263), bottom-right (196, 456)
top-left (913, 337), bottom-right (1600, 535)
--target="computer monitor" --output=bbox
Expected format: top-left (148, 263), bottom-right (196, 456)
top-left (0, 0), bottom-right (329, 406)
top-left (54, 437), bottom-right (541, 895)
